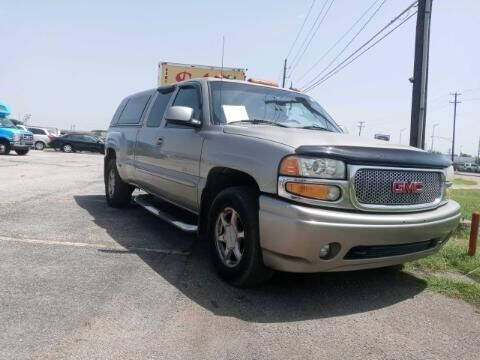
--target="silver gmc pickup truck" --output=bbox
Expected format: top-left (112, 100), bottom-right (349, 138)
top-left (105, 78), bottom-right (461, 286)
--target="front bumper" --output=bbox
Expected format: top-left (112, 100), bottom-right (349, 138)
top-left (259, 196), bottom-right (461, 273)
top-left (10, 141), bottom-right (33, 150)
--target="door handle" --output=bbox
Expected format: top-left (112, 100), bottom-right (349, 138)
top-left (156, 137), bottom-right (164, 146)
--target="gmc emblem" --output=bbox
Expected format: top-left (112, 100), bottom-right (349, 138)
top-left (392, 181), bottom-right (424, 193)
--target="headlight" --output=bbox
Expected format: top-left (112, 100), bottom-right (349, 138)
top-left (279, 155), bottom-right (346, 179)
top-left (444, 165), bottom-right (454, 199)
top-left (12, 133), bottom-right (21, 141)
top-left (446, 165), bottom-right (454, 183)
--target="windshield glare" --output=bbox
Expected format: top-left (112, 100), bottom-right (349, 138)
top-left (0, 118), bottom-right (16, 128)
top-left (210, 82), bottom-right (340, 132)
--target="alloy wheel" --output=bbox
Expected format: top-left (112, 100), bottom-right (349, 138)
top-left (215, 207), bottom-right (245, 268)
top-left (108, 167), bottom-right (116, 198)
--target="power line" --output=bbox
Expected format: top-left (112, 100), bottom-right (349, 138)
top-left (304, 10), bottom-right (417, 92)
top-left (288, 0), bottom-right (330, 71)
top-left (298, 0), bottom-right (386, 88)
top-left (303, 1), bottom-right (417, 91)
top-left (285, 0), bottom-right (317, 60)
top-left (303, 1), bottom-right (418, 92)
top-left (288, 0), bottom-right (335, 79)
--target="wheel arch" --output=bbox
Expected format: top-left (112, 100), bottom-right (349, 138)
top-left (198, 167), bottom-right (260, 237)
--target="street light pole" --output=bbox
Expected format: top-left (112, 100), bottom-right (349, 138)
top-left (430, 123), bottom-right (439, 152)
top-left (399, 128), bottom-right (407, 144)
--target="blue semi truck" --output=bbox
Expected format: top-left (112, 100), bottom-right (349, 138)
top-left (0, 101), bottom-right (34, 155)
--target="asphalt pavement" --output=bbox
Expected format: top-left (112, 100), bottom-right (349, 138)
top-left (1, 150), bottom-right (479, 360)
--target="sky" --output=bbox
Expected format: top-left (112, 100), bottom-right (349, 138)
top-left (1, 0), bottom-right (479, 155)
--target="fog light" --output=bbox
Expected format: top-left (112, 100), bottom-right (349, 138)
top-left (319, 244), bottom-right (331, 259)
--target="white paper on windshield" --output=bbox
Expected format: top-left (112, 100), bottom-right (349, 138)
top-left (222, 105), bottom-right (249, 123)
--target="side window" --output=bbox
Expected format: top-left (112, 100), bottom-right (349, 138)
top-left (28, 128), bottom-right (41, 134)
top-left (84, 136), bottom-right (98, 142)
top-left (110, 98), bottom-right (128, 127)
top-left (146, 90), bottom-right (174, 128)
top-left (117, 94), bottom-right (151, 125)
top-left (172, 87), bottom-right (202, 120)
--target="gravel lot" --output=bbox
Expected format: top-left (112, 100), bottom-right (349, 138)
top-left (1, 151), bottom-right (480, 360)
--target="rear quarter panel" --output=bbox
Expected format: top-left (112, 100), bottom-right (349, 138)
top-left (105, 127), bottom-right (140, 182)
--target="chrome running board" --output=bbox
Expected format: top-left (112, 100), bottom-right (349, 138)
top-left (133, 195), bottom-right (198, 233)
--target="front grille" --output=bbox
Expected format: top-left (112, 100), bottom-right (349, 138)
top-left (353, 169), bottom-right (442, 207)
top-left (344, 240), bottom-right (438, 260)
top-left (22, 134), bottom-right (33, 141)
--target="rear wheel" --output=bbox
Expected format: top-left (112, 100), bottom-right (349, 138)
top-left (35, 141), bottom-right (45, 151)
top-left (105, 158), bottom-right (134, 207)
top-left (208, 186), bottom-right (273, 287)
top-left (62, 144), bottom-right (73, 153)
top-left (0, 140), bottom-right (10, 155)
top-left (15, 149), bottom-right (29, 156)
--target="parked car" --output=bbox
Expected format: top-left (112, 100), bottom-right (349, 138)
top-left (456, 162), bottom-right (479, 173)
top-left (0, 118), bottom-right (33, 155)
top-left (104, 78), bottom-right (461, 286)
top-left (49, 133), bottom-right (105, 153)
top-left (27, 127), bottom-right (56, 150)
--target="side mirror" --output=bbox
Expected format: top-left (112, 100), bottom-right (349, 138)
top-left (165, 106), bottom-right (201, 127)
top-left (338, 124), bottom-right (349, 134)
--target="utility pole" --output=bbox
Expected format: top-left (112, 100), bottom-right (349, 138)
top-left (450, 92), bottom-right (461, 162)
top-left (358, 121), bottom-right (365, 136)
top-left (282, 58), bottom-right (287, 88)
top-left (430, 123), bottom-right (439, 152)
top-left (409, 0), bottom-right (433, 149)
top-left (477, 137), bottom-right (480, 164)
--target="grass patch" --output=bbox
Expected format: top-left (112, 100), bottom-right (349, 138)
top-left (405, 230), bottom-right (480, 282)
top-left (453, 178), bottom-right (477, 186)
top-left (424, 275), bottom-right (480, 305)
top-left (450, 189), bottom-right (480, 220)
top-left (405, 189), bottom-right (480, 304)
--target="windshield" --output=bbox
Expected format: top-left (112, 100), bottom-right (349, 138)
top-left (210, 82), bottom-right (341, 132)
top-left (0, 118), bottom-right (16, 129)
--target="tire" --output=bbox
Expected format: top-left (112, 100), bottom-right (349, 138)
top-left (15, 149), bottom-right (29, 156)
top-left (62, 143), bottom-right (73, 153)
top-left (35, 141), bottom-right (45, 151)
top-left (105, 158), bottom-right (134, 208)
top-left (0, 140), bottom-right (10, 155)
top-left (208, 186), bottom-right (273, 287)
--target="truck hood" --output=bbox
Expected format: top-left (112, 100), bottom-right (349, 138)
top-left (223, 125), bottom-right (419, 151)
top-left (0, 127), bottom-right (32, 136)
top-left (222, 125), bottom-right (451, 168)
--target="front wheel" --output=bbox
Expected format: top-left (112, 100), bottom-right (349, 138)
top-left (0, 141), bottom-right (11, 155)
top-left (15, 149), bottom-right (29, 156)
top-left (208, 187), bottom-right (273, 287)
top-left (105, 158), bottom-right (134, 208)
top-left (62, 144), bottom-right (73, 153)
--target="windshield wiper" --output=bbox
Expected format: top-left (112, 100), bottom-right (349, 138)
top-left (299, 125), bottom-right (333, 132)
top-left (229, 119), bottom-right (288, 128)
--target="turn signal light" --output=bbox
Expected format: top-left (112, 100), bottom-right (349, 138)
top-left (279, 157), bottom-right (300, 176)
top-left (285, 182), bottom-right (341, 201)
